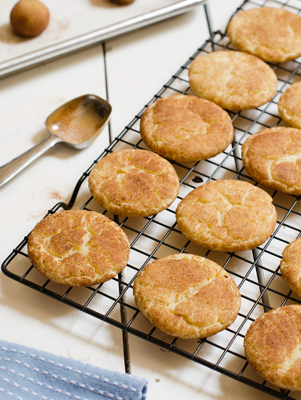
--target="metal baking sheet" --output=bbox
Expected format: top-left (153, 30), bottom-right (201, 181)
top-left (0, 0), bottom-right (207, 78)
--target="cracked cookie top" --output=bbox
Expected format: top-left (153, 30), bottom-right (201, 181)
top-left (280, 237), bottom-right (301, 298)
top-left (133, 253), bottom-right (241, 339)
top-left (244, 305), bottom-right (301, 391)
top-left (242, 127), bottom-right (301, 195)
top-left (139, 95), bottom-right (234, 163)
top-left (278, 82), bottom-right (301, 130)
top-left (176, 180), bottom-right (277, 252)
top-left (227, 7), bottom-right (301, 63)
top-left (27, 210), bottom-right (130, 287)
top-left (88, 149), bottom-right (180, 217)
top-left (188, 51), bottom-right (277, 112)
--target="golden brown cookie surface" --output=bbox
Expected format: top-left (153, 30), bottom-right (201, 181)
top-left (28, 210), bottom-right (130, 287)
top-left (176, 180), bottom-right (277, 252)
top-left (133, 254), bottom-right (241, 339)
top-left (227, 7), bottom-right (301, 63)
top-left (242, 127), bottom-right (301, 195)
top-left (278, 82), bottom-right (301, 129)
top-left (140, 95), bottom-right (234, 162)
top-left (280, 237), bottom-right (301, 297)
top-left (88, 149), bottom-right (180, 217)
top-left (188, 51), bottom-right (277, 112)
top-left (244, 305), bottom-right (301, 391)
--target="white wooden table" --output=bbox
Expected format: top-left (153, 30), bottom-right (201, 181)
top-left (0, 1), bottom-right (282, 399)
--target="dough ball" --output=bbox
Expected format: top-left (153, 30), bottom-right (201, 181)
top-left (10, 0), bottom-right (50, 38)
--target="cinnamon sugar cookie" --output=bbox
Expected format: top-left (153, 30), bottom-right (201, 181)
top-left (280, 237), bottom-right (301, 297)
top-left (242, 127), bottom-right (301, 195)
top-left (188, 51), bottom-right (277, 112)
top-left (227, 8), bottom-right (301, 63)
top-left (278, 82), bottom-right (301, 129)
top-left (140, 95), bottom-right (234, 162)
top-left (244, 305), bottom-right (301, 391)
top-left (88, 149), bottom-right (180, 217)
top-left (133, 254), bottom-right (241, 339)
top-left (176, 180), bottom-right (277, 252)
top-left (27, 210), bottom-right (130, 287)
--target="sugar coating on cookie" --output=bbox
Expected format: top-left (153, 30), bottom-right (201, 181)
top-left (280, 237), bottom-right (301, 297)
top-left (133, 254), bottom-right (241, 339)
top-left (88, 149), bottom-right (180, 217)
top-left (188, 51), bottom-right (277, 112)
top-left (140, 95), bottom-right (234, 162)
top-left (242, 127), bottom-right (301, 195)
top-left (244, 305), bottom-right (301, 391)
top-left (227, 7), bottom-right (301, 63)
top-left (176, 180), bottom-right (277, 252)
top-left (278, 82), bottom-right (301, 129)
top-left (27, 210), bottom-right (130, 287)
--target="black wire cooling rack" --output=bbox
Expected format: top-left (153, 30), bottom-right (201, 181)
top-left (3, 0), bottom-right (301, 399)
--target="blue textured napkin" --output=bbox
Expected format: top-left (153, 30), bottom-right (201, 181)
top-left (0, 340), bottom-right (148, 400)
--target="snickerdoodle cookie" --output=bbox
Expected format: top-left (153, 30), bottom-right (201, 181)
top-left (242, 127), bottom-right (301, 195)
top-left (278, 82), bottom-right (301, 129)
top-left (280, 237), bottom-right (301, 297)
top-left (140, 95), bottom-right (234, 162)
top-left (133, 253), bottom-right (241, 339)
top-left (27, 210), bottom-right (130, 287)
top-left (244, 305), bottom-right (301, 391)
top-left (227, 7), bottom-right (301, 63)
top-left (88, 149), bottom-right (180, 217)
top-left (176, 180), bottom-right (277, 252)
top-left (188, 51), bottom-right (277, 112)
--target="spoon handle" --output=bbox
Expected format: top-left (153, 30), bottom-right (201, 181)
top-left (0, 133), bottom-right (61, 188)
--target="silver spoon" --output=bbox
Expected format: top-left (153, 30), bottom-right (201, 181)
top-left (0, 94), bottom-right (112, 188)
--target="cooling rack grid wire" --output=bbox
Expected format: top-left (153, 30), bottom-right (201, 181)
top-left (3, 0), bottom-right (301, 398)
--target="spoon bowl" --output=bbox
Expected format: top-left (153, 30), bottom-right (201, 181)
top-left (0, 94), bottom-right (112, 187)
top-left (46, 94), bottom-right (112, 149)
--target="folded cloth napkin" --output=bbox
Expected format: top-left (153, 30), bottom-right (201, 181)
top-left (0, 340), bottom-right (148, 400)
